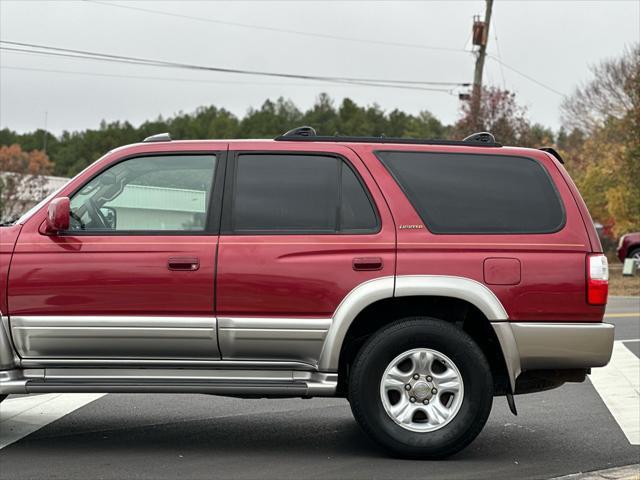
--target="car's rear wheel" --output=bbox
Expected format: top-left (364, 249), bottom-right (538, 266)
top-left (348, 317), bottom-right (493, 459)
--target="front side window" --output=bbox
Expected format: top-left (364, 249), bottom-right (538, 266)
top-left (230, 154), bottom-right (378, 234)
top-left (377, 151), bottom-right (565, 234)
top-left (69, 155), bottom-right (216, 232)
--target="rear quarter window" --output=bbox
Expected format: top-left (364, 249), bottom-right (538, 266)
top-left (376, 151), bottom-right (565, 234)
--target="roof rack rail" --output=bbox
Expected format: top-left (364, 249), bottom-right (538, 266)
top-left (539, 146), bottom-right (565, 164)
top-left (280, 126), bottom-right (317, 137)
top-left (462, 131), bottom-right (496, 144)
top-left (143, 132), bottom-right (172, 143)
top-left (274, 126), bottom-right (501, 147)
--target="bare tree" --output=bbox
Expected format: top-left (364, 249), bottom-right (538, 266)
top-left (561, 44), bottom-right (639, 134)
top-left (453, 86), bottom-right (532, 145)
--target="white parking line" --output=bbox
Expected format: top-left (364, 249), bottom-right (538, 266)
top-left (589, 340), bottom-right (640, 445)
top-left (0, 393), bottom-right (105, 449)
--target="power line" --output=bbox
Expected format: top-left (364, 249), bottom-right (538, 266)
top-left (486, 54), bottom-right (565, 97)
top-left (85, 0), bottom-right (469, 55)
top-left (84, 0), bottom-right (562, 98)
top-left (0, 41), bottom-right (463, 92)
top-left (1, 65), bottom-right (452, 91)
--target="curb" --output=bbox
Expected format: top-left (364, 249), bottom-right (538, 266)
top-left (551, 464), bottom-right (640, 480)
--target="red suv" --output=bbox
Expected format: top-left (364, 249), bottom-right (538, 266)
top-left (0, 128), bottom-right (614, 458)
top-left (617, 232), bottom-right (640, 263)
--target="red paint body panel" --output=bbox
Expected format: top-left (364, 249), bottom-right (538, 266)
top-left (4, 139), bottom-right (605, 324)
top-left (8, 233), bottom-right (217, 316)
top-left (0, 224), bottom-right (22, 314)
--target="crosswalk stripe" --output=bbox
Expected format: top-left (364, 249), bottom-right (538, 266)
top-left (0, 393), bottom-right (106, 450)
top-left (589, 340), bottom-right (640, 445)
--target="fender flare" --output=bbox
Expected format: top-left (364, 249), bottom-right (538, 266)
top-left (317, 275), bottom-right (518, 390)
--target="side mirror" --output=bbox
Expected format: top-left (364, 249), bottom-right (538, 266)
top-left (44, 197), bottom-right (70, 234)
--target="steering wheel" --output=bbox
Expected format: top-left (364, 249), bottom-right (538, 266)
top-left (86, 197), bottom-right (110, 230)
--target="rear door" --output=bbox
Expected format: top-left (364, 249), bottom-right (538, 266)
top-left (215, 143), bottom-right (395, 366)
top-left (8, 149), bottom-right (226, 361)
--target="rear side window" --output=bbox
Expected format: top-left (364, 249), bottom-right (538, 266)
top-left (377, 151), bottom-right (565, 234)
top-left (230, 154), bottom-right (378, 234)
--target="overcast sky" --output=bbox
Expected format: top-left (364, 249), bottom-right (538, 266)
top-left (0, 0), bottom-right (638, 136)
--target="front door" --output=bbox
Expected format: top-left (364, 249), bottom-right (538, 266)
top-left (215, 144), bottom-right (396, 366)
top-left (8, 150), bottom-right (225, 361)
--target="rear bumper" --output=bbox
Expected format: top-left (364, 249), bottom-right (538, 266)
top-left (492, 322), bottom-right (614, 392)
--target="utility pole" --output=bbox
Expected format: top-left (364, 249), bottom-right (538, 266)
top-left (470, 0), bottom-right (493, 130)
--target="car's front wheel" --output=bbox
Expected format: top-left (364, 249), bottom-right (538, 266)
top-left (348, 317), bottom-right (493, 459)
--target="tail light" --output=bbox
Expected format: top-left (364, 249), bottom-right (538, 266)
top-left (587, 254), bottom-right (609, 305)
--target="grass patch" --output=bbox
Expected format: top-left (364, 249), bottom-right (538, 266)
top-left (609, 264), bottom-right (640, 296)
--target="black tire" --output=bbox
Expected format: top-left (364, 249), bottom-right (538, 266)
top-left (628, 247), bottom-right (640, 260)
top-left (348, 317), bottom-right (493, 459)
top-left (0, 394), bottom-right (7, 404)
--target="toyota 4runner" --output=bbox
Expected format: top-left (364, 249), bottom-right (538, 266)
top-left (0, 127), bottom-right (614, 458)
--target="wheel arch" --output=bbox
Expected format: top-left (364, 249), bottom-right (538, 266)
top-left (317, 275), bottom-right (519, 394)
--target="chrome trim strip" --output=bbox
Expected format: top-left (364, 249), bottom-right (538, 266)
top-left (19, 358), bottom-right (316, 370)
top-left (218, 317), bottom-right (331, 365)
top-left (218, 317), bottom-right (331, 330)
top-left (11, 316), bottom-right (220, 360)
top-left (11, 316), bottom-right (216, 328)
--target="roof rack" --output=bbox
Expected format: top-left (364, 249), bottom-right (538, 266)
top-left (462, 131), bottom-right (496, 144)
top-left (143, 132), bottom-right (172, 143)
top-left (281, 126), bottom-right (317, 137)
top-left (539, 146), bottom-right (565, 164)
top-left (274, 127), bottom-right (501, 147)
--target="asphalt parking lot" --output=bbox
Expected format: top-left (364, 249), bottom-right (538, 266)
top-left (1, 297), bottom-right (638, 480)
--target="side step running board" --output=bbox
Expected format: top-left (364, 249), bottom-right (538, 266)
top-left (0, 369), bottom-right (338, 398)
top-left (26, 381), bottom-right (309, 396)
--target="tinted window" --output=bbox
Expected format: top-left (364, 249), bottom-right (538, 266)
top-left (231, 154), bottom-right (377, 233)
top-left (377, 151), bottom-right (564, 234)
top-left (340, 164), bottom-right (378, 232)
top-left (69, 155), bottom-right (216, 232)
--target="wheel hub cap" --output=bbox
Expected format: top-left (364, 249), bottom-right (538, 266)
top-left (379, 348), bottom-right (464, 433)
top-left (410, 380), bottom-right (433, 401)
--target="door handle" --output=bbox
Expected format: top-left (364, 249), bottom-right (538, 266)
top-left (353, 257), bottom-right (383, 271)
top-left (168, 256), bottom-right (200, 271)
